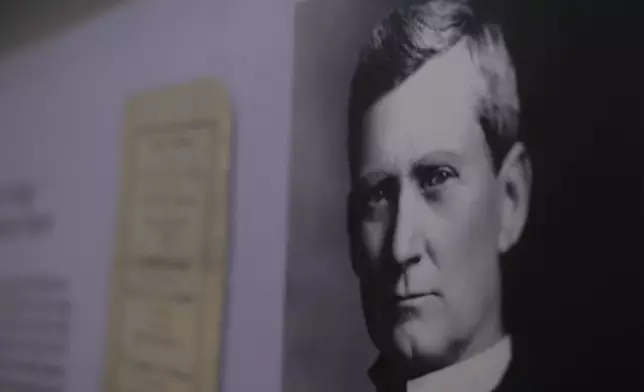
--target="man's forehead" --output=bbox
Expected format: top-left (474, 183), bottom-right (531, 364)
top-left (367, 38), bottom-right (484, 122)
top-left (360, 39), bottom-right (487, 163)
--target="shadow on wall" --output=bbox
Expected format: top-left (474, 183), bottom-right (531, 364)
top-left (284, 1), bottom-right (394, 392)
top-left (0, 0), bottom-right (122, 56)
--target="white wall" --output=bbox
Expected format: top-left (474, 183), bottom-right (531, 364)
top-left (0, 1), bottom-right (293, 391)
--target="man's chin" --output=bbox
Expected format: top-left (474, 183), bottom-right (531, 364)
top-left (391, 321), bottom-right (456, 370)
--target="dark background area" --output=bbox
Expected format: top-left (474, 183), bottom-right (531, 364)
top-left (0, 0), bottom-right (120, 56)
top-left (501, 0), bottom-right (643, 388)
top-left (285, 0), bottom-right (643, 391)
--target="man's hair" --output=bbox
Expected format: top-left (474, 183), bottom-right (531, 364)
top-left (348, 0), bottom-right (519, 174)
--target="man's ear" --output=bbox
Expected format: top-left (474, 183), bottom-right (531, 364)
top-left (497, 142), bottom-right (532, 254)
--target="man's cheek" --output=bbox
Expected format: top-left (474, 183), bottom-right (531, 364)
top-left (445, 190), bottom-right (497, 255)
top-left (362, 221), bottom-right (387, 262)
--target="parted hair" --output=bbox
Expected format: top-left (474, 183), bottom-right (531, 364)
top-left (348, 0), bottom-right (519, 174)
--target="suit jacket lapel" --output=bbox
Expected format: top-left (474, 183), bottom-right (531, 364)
top-left (369, 341), bottom-right (545, 392)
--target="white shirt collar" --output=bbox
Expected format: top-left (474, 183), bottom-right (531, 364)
top-left (407, 336), bottom-right (512, 392)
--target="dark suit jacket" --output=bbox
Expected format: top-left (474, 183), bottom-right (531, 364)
top-left (368, 340), bottom-right (548, 392)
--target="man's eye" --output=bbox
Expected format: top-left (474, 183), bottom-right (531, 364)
top-left (418, 166), bottom-right (457, 193)
top-left (361, 178), bottom-right (396, 210)
top-left (366, 185), bottom-right (389, 207)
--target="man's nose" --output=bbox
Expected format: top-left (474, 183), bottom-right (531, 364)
top-left (391, 184), bottom-right (422, 267)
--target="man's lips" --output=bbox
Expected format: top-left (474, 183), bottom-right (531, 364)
top-left (393, 291), bottom-right (440, 303)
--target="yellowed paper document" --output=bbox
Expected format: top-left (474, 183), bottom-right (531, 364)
top-left (104, 79), bottom-right (231, 392)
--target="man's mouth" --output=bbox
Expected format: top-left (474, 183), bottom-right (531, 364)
top-left (393, 291), bottom-right (440, 304)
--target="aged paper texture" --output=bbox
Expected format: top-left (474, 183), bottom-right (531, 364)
top-left (105, 79), bottom-right (231, 392)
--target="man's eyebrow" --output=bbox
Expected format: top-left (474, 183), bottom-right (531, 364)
top-left (411, 151), bottom-right (462, 169)
top-left (358, 170), bottom-right (392, 186)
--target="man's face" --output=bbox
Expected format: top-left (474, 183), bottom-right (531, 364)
top-left (351, 41), bottom-right (509, 370)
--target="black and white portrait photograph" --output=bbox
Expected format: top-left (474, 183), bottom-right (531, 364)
top-left (283, 1), bottom-right (642, 391)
